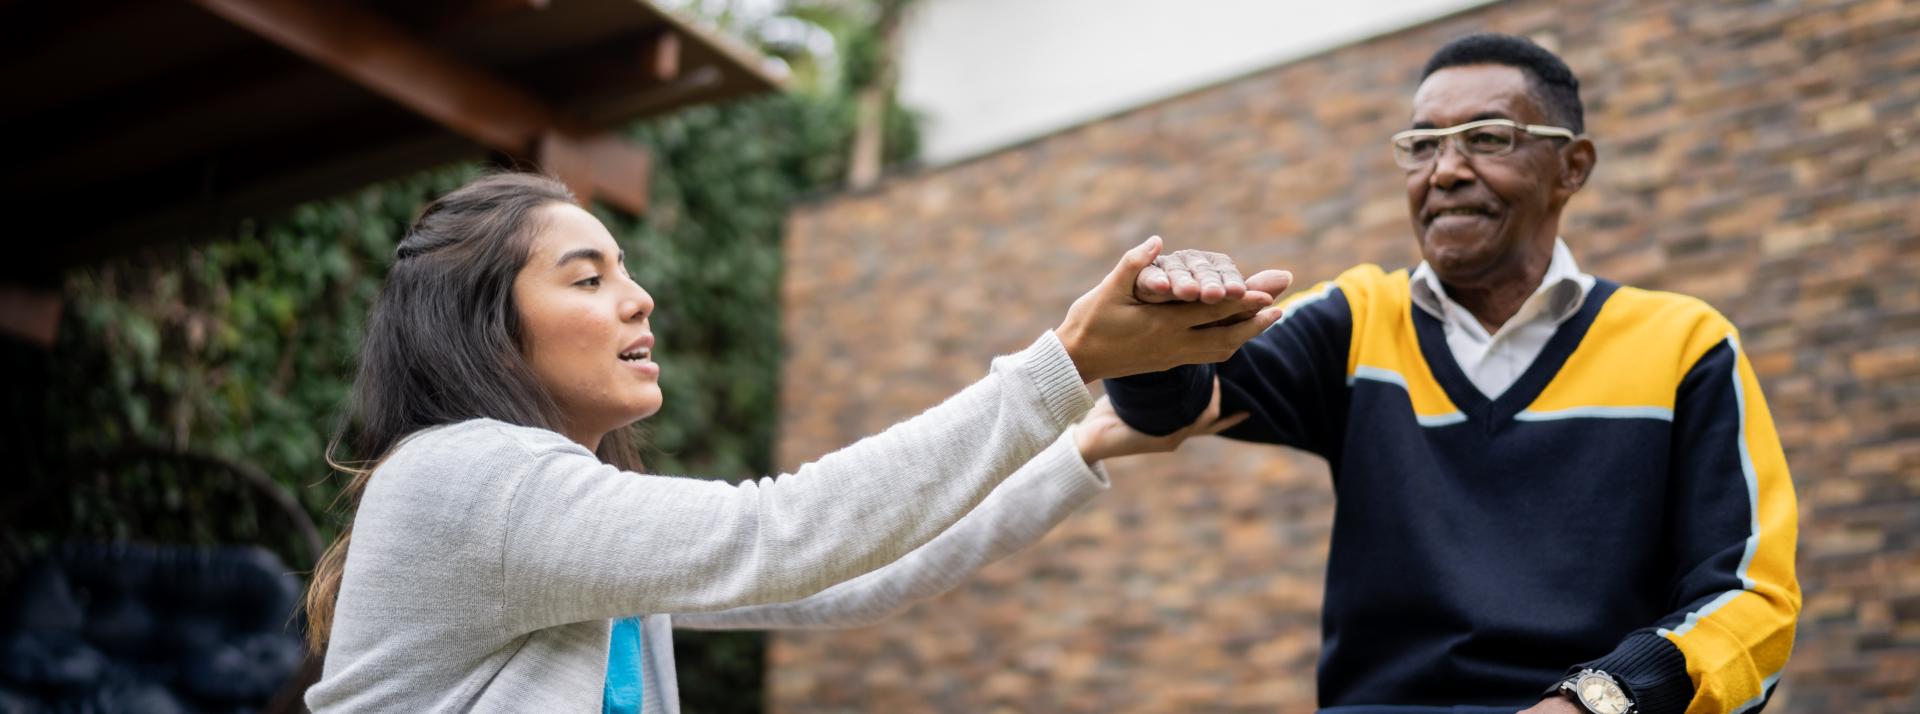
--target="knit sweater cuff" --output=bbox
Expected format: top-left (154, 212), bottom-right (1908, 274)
top-left (1576, 630), bottom-right (1694, 714)
top-left (1025, 331), bottom-right (1095, 427)
top-left (1039, 427), bottom-right (1112, 496)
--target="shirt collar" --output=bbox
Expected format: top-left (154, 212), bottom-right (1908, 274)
top-left (1409, 237), bottom-right (1595, 326)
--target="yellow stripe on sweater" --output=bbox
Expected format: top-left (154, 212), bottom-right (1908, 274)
top-left (1334, 265), bottom-right (1463, 424)
top-left (1522, 286), bottom-right (1723, 419)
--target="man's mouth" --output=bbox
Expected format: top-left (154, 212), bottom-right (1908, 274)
top-left (1425, 206), bottom-right (1500, 236)
top-left (1428, 207), bottom-right (1495, 220)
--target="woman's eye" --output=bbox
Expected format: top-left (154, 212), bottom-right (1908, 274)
top-left (575, 276), bottom-right (602, 288)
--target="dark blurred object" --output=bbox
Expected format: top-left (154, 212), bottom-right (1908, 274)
top-left (0, 544), bottom-right (308, 713)
top-left (3, 445), bottom-right (325, 594)
top-left (0, 444), bottom-right (327, 713)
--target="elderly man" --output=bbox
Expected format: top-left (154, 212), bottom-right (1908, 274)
top-left (1108, 34), bottom-right (1799, 714)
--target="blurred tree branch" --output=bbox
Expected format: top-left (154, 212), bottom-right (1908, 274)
top-left (848, 0), bottom-right (911, 188)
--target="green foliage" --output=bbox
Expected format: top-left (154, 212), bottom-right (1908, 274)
top-left (44, 171), bottom-right (479, 535)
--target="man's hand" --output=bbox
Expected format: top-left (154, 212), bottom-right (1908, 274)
top-left (1134, 245), bottom-right (1294, 306)
top-left (1074, 379), bottom-right (1245, 464)
top-left (1517, 695), bottom-right (1583, 714)
top-left (1057, 237), bottom-right (1289, 383)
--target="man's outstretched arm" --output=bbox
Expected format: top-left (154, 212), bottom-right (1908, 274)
top-left (1108, 267), bottom-right (1355, 459)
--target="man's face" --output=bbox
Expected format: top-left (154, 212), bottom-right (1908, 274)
top-left (1404, 64), bottom-right (1577, 285)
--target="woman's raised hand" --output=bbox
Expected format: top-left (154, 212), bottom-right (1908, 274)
top-left (1056, 236), bottom-right (1292, 383)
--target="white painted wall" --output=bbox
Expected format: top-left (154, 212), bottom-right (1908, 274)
top-left (897, 0), bottom-right (1496, 165)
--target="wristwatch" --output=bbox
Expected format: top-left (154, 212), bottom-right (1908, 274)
top-left (1556, 668), bottom-right (1635, 714)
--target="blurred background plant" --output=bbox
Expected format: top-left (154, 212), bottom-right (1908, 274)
top-left (6, 1), bottom-right (919, 711)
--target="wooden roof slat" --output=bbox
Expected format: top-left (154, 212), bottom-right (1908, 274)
top-left (506, 30), bottom-right (682, 106)
top-left (0, 2), bottom-right (253, 122)
top-left (192, 0), bottom-right (560, 154)
top-left (5, 57), bottom-right (369, 193)
top-left (3, 0), bottom-right (784, 282)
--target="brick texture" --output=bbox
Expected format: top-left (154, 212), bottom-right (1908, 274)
top-left (771, 0), bottom-right (1920, 711)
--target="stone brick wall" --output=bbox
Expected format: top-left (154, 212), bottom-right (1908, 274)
top-left (771, 0), bottom-right (1920, 711)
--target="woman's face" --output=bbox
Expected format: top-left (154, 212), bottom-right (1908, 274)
top-left (512, 202), bottom-right (661, 447)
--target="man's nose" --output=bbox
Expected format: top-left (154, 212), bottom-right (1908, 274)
top-left (1429, 140), bottom-right (1475, 190)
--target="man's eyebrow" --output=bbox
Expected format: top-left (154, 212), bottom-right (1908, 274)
top-left (1409, 111), bottom-right (1515, 130)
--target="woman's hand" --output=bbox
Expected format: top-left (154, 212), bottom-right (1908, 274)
top-left (1074, 379), bottom-right (1247, 464)
top-left (1057, 236), bottom-right (1292, 383)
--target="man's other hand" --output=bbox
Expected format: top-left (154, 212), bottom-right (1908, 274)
top-left (1134, 245), bottom-right (1293, 306)
top-left (1074, 378), bottom-right (1245, 463)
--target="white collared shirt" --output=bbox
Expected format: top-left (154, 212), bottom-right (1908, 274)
top-left (1408, 238), bottom-right (1596, 400)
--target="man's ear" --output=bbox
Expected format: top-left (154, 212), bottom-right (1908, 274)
top-left (1556, 137), bottom-right (1597, 200)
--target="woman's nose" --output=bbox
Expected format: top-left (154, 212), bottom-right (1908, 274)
top-left (622, 281), bottom-right (653, 322)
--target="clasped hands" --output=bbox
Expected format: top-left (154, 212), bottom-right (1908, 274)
top-left (1057, 236), bottom-right (1293, 462)
top-left (1056, 235), bottom-right (1293, 384)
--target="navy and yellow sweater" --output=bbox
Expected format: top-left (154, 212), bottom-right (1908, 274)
top-left (1107, 265), bottom-right (1800, 714)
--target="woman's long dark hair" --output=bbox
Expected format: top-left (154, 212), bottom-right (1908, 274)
top-left (305, 173), bottom-right (645, 653)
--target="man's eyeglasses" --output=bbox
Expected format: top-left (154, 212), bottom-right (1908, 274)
top-left (1390, 118), bottom-right (1575, 170)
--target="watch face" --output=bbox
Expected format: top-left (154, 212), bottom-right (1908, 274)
top-left (1575, 672), bottom-right (1632, 714)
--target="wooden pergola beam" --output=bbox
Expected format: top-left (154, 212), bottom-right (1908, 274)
top-left (190, 0), bottom-right (651, 214)
top-left (192, 0), bottom-right (551, 151)
top-left (539, 130), bottom-right (650, 213)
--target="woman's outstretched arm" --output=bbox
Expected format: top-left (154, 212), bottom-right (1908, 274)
top-left (674, 384), bottom-right (1245, 631)
top-left (490, 329), bottom-right (1092, 630)
top-left (670, 429), bottom-right (1107, 630)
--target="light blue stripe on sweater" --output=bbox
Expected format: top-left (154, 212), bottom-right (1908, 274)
top-left (1732, 671), bottom-right (1783, 713)
top-left (604, 617), bottom-right (645, 714)
top-left (1514, 405), bottom-right (1674, 421)
top-left (1347, 365), bottom-right (1465, 427)
top-left (1659, 336), bottom-right (1767, 644)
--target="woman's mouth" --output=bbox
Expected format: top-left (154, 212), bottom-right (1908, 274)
top-left (618, 342), bottom-right (659, 377)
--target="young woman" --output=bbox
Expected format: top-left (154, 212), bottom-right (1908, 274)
top-left (302, 173), bottom-right (1285, 712)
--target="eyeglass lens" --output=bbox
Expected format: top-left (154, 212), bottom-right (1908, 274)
top-left (1395, 124), bottom-right (1519, 167)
